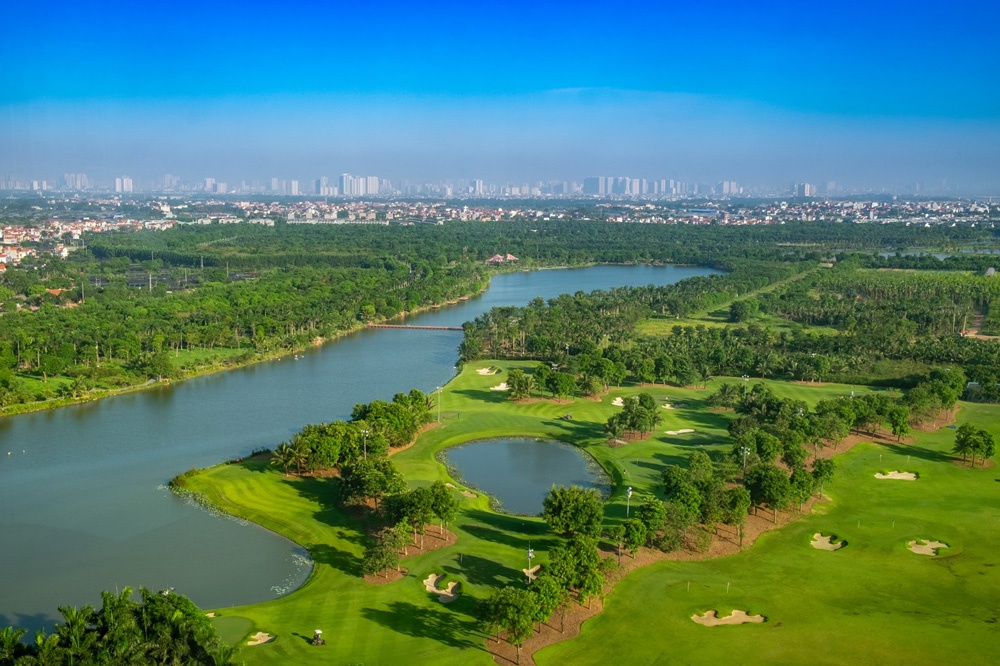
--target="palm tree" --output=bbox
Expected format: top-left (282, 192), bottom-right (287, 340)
top-left (56, 604), bottom-right (97, 665)
top-left (270, 443), bottom-right (296, 476)
top-left (0, 626), bottom-right (28, 663)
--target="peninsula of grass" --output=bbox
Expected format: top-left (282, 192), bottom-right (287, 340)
top-left (184, 362), bottom-right (1000, 665)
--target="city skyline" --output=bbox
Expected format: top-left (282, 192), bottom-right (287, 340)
top-left (2, 1), bottom-right (999, 194)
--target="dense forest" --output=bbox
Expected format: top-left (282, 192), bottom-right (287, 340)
top-left (3, 219), bottom-right (1000, 410)
top-left (460, 256), bottom-right (1000, 399)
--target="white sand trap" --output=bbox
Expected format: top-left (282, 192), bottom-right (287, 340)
top-left (490, 382), bottom-right (509, 391)
top-left (875, 471), bottom-right (918, 480)
top-left (611, 397), bottom-right (624, 406)
top-left (477, 368), bottom-right (499, 375)
top-left (691, 610), bottom-right (765, 626)
top-left (247, 632), bottom-right (274, 646)
top-left (811, 533), bottom-right (845, 551)
top-left (908, 539), bottom-right (949, 556)
top-left (665, 429), bottom-right (695, 435)
top-left (523, 564), bottom-right (541, 581)
top-left (662, 403), bottom-right (673, 409)
top-left (204, 612), bottom-right (216, 618)
top-left (446, 482), bottom-right (476, 498)
top-left (423, 573), bottom-right (461, 603)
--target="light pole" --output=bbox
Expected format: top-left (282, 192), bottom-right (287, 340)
top-left (436, 386), bottom-right (442, 423)
top-left (526, 545), bottom-right (534, 584)
top-left (626, 486), bottom-right (633, 518)
top-left (740, 446), bottom-right (751, 477)
top-left (361, 428), bottom-right (369, 460)
top-left (741, 374), bottom-right (749, 394)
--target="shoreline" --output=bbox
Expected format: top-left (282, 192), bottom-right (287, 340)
top-left (0, 278), bottom-right (495, 420)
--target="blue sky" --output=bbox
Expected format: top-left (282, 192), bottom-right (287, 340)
top-left (2, 0), bottom-right (998, 191)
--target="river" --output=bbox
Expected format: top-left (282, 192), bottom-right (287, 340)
top-left (0, 264), bottom-right (718, 631)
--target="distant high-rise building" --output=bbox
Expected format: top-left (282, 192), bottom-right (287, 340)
top-left (289, 180), bottom-right (299, 196)
top-left (163, 174), bottom-right (179, 190)
top-left (719, 180), bottom-right (739, 196)
top-left (795, 182), bottom-right (815, 197)
top-left (473, 179), bottom-right (484, 196)
top-left (115, 176), bottom-right (133, 193)
top-left (204, 177), bottom-right (216, 192)
top-left (315, 176), bottom-right (329, 194)
top-left (366, 176), bottom-right (379, 196)
top-left (270, 177), bottom-right (280, 193)
top-left (63, 173), bottom-right (89, 190)
top-left (216, 182), bottom-right (227, 194)
top-left (339, 173), bottom-right (352, 196)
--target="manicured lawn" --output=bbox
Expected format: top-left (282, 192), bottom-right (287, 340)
top-left (187, 362), bottom-right (1000, 665)
top-left (536, 403), bottom-right (1000, 665)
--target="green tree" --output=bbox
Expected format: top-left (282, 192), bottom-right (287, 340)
top-left (530, 573), bottom-right (570, 633)
top-left (623, 518), bottom-right (647, 558)
top-left (429, 480), bottom-right (458, 534)
top-left (812, 458), bottom-right (836, 496)
top-left (723, 486), bottom-right (752, 547)
top-left (542, 485), bottom-right (604, 537)
top-left (744, 464), bottom-right (791, 523)
top-left (507, 369), bottom-right (534, 399)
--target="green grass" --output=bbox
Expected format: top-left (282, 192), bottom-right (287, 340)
top-left (186, 362), bottom-right (1000, 665)
top-left (537, 403), bottom-right (1000, 665)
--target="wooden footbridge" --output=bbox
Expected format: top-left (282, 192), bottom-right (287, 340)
top-left (367, 324), bottom-right (464, 331)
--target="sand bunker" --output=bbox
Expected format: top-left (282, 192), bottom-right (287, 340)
top-left (204, 612), bottom-right (216, 618)
top-left (490, 382), bottom-right (509, 391)
top-left (875, 471), bottom-right (918, 480)
top-left (477, 368), bottom-right (499, 375)
top-left (908, 539), bottom-right (949, 556)
top-left (246, 632), bottom-right (274, 646)
top-left (445, 482), bottom-right (476, 498)
top-left (423, 573), bottom-right (461, 603)
top-left (692, 610), bottom-right (765, 626)
top-left (662, 403), bottom-right (673, 409)
top-left (665, 429), bottom-right (695, 435)
top-left (811, 533), bottom-right (845, 551)
top-left (523, 564), bottom-right (541, 582)
top-left (611, 397), bottom-right (624, 406)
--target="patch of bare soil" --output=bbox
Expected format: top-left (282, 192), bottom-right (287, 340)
top-left (911, 406), bottom-right (959, 432)
top-left (363, 568), bottom-right (408, 585)
top-left (951, 457), bottom-right (995, 470)
top-left (388, 421), bottom-right (441, 457)
top-left (363, 527), bottom-right (458, 585)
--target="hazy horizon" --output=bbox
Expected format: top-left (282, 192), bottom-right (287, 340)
top-left (2, 0), bottom-right (999, 192)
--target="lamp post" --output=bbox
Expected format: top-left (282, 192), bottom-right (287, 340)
top-left (436, 386), bottom-right (442, 423)
top-left (526, 545), bottom-right (534, 584)
top-left (740, 446), bottom-right (751, 477)
top-left (626, 486), bottom-right (633, 518)
top-left (741, 374), bottom-right (749, 394)
top-left (361, 428), bottom-right (369, 460)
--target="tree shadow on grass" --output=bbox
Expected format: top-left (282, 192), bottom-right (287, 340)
top-left (442, 553), bottom-right (520, 588)
top-left (541, 419), bottom-right (607, 441)
top-left (360, 601), bottom-right (484, 651)
top-left (881, 442), bottom-right (953, 464)
top-left (464, 509), bottom-right (552, 540)
top-left (307, 543), bottom-right (363, 577)
top-left (454, 388), bottom-right (509, 404)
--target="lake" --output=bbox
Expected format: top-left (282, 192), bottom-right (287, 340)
top-left (0, 263), bottom-right (718, 630)
top-left (444, 438), bottom-right (609, 516)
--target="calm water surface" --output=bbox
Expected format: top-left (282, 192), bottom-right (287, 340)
top-left (0, 264), bottom-right (717, 630)
top-left (445, 438), bottom-right (609, 515)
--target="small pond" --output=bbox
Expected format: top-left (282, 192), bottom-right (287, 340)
top-left (444, 437), bottom-right (610, 515)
